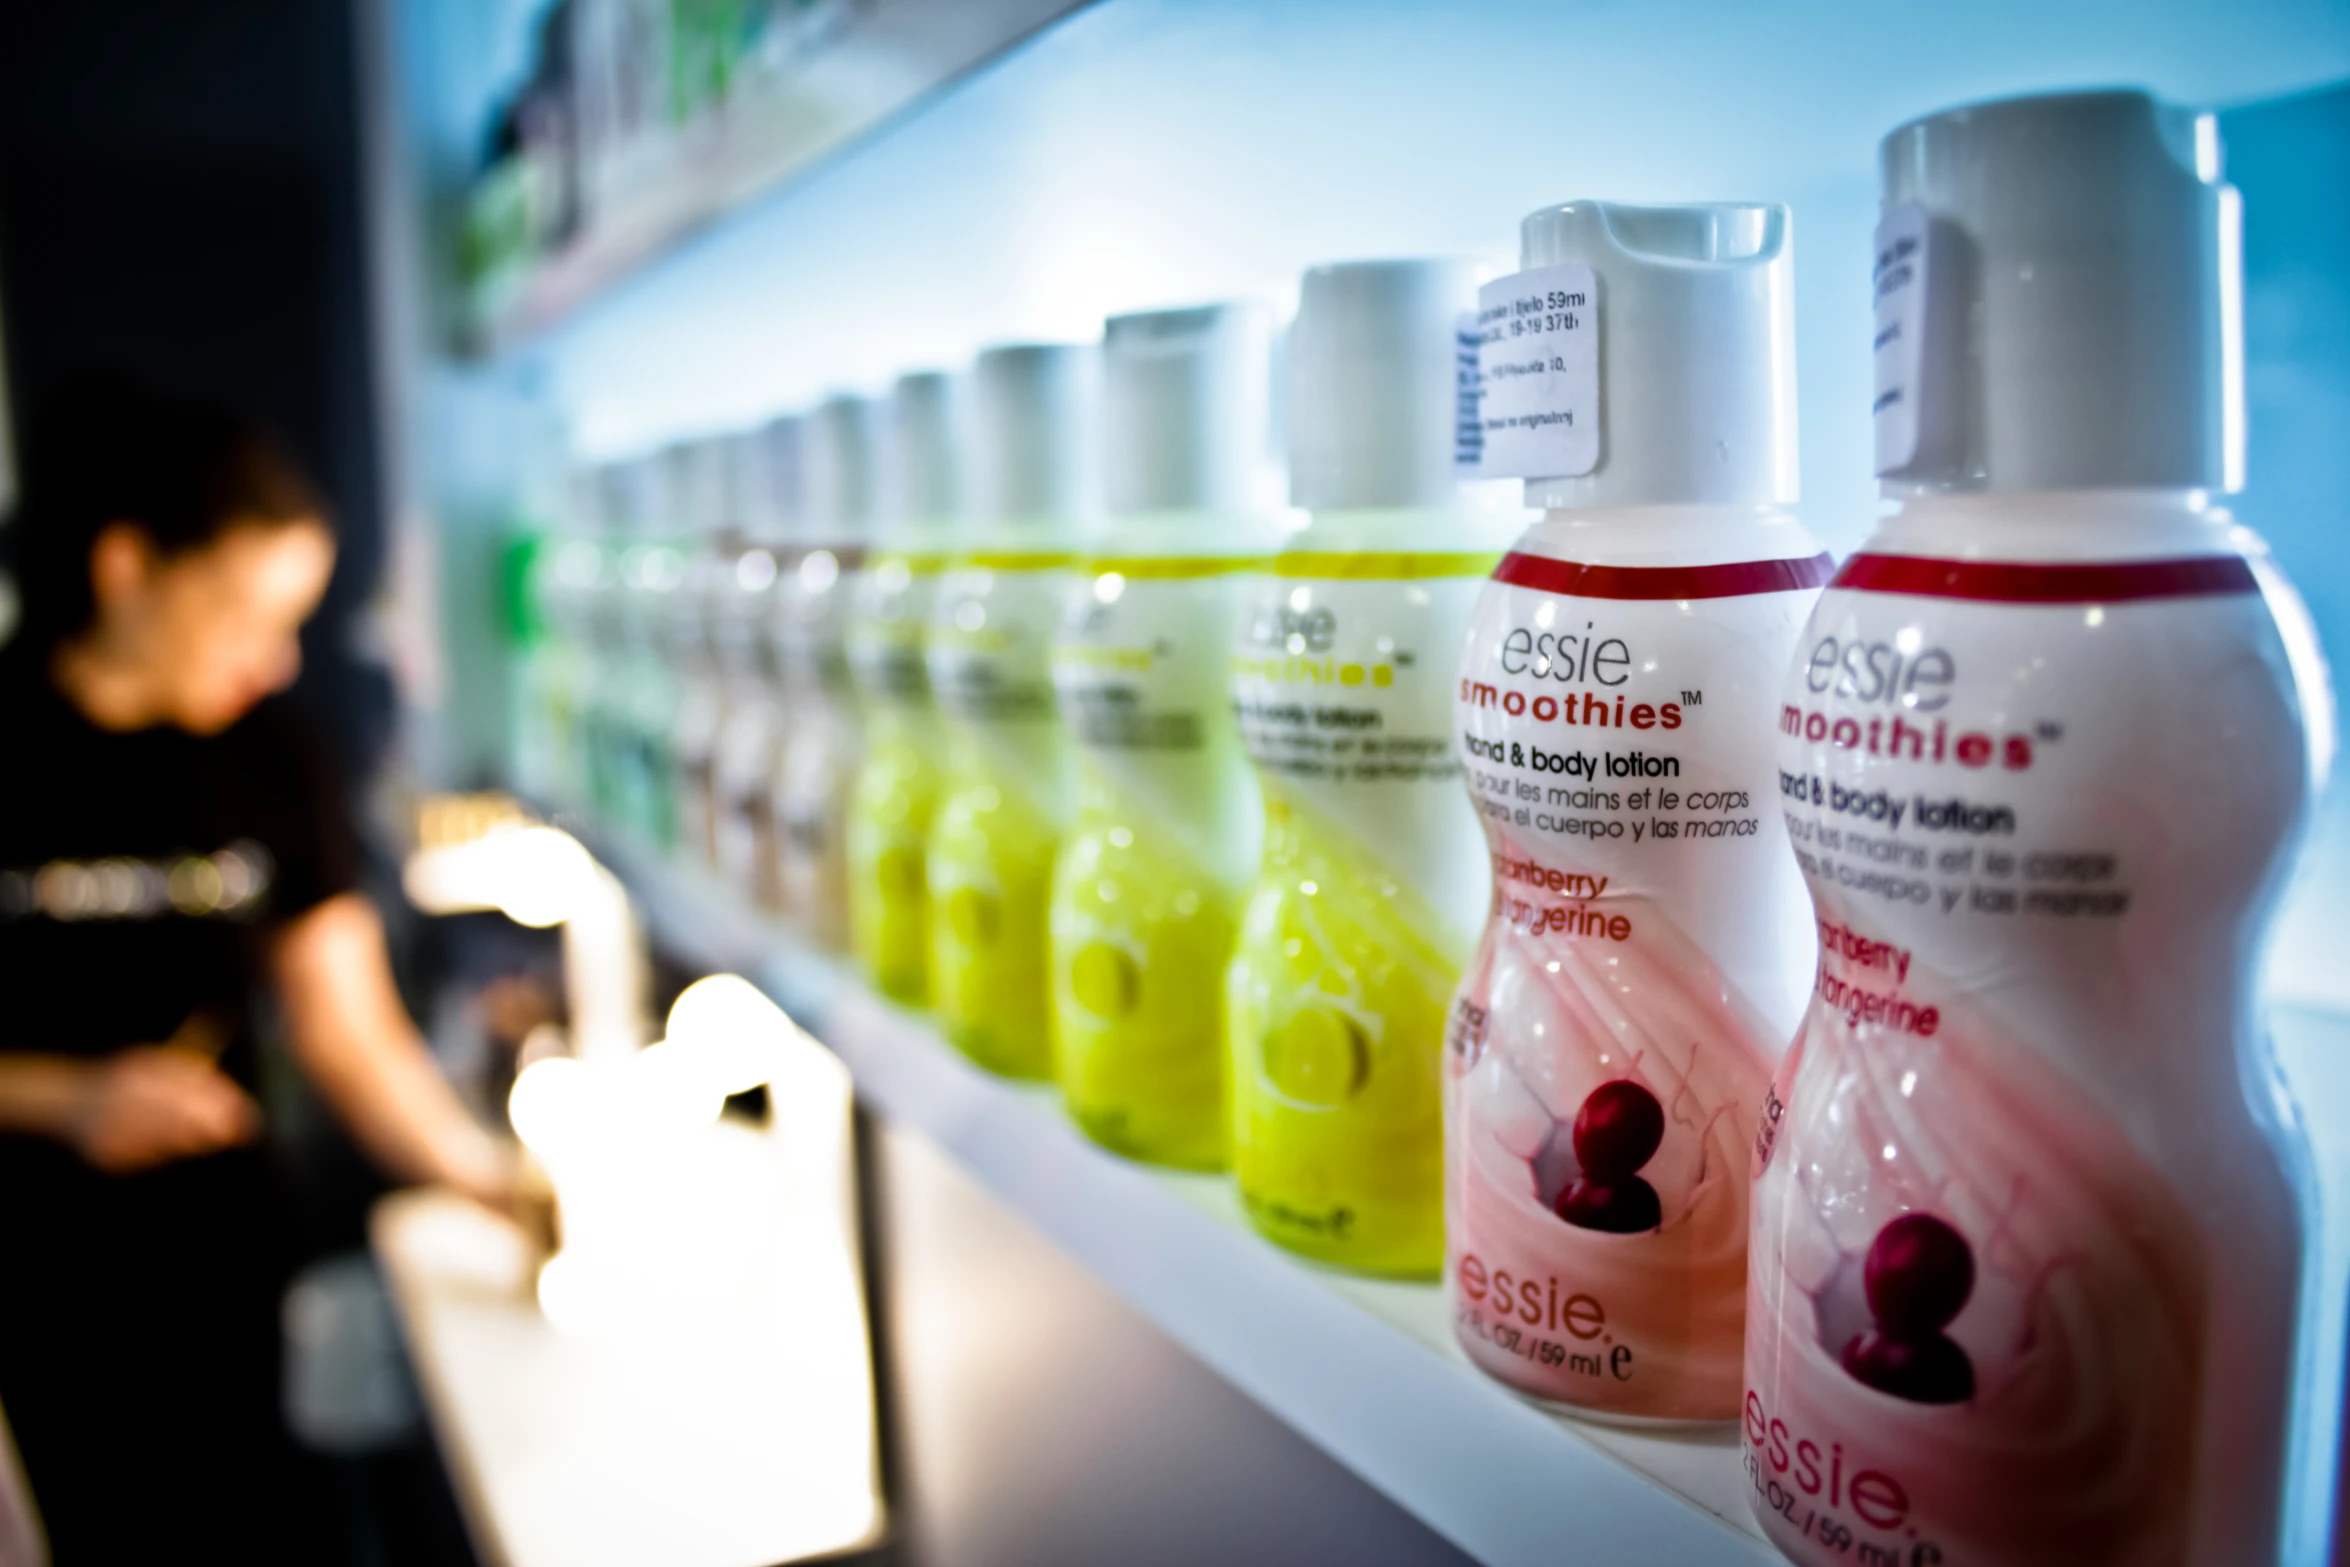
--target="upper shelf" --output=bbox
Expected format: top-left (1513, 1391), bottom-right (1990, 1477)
top-left (460, 0), bottom-right (1093, 356)
top-left (592, 834), bottom-right (1782, 1567)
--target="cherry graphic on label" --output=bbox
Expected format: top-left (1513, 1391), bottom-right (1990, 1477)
top-left (1554, 1080), bottom-right (1664, 1234)
top-left (1841, 1211), bottom-right (1976, 1404)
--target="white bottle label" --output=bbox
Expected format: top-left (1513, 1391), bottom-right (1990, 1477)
top-left (846, 555), bottom-right (940, 709)
top-left (1871, 203), bottom-right (1930, 474)
top-left (1447, 548), bottom-right (1829, 1418)
top-left (711, 685), bottom-right (778, 902)
top-left (1748, 549), bottom-right (2307, 1566)
top-left (1055, 563), bottom-right (1262, 890)
top-left (1231, 564), bottom-right (1495, 936)
top-left (931, 560), bottom-right (1076, 821)
top-left (1473, 264), bottom-right (1600, 480)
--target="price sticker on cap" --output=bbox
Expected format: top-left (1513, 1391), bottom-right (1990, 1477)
top-left (1872, 203), bottom-right (1931, 475)
top-left (1470, 263), bottom-right (1600, 480)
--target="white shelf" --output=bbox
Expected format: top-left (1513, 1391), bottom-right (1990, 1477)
top-left (596, 837), bottom-right (1780, 1567)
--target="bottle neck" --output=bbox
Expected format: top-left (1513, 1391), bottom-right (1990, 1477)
top-left (1290, 504), bottom-right (1524, 552)
top-left (1519, 502), bottom-right (1819, 569)
top-left (967, 512), bottom-right (1094, 552)
top-left (1092, 508), bottom-right (1283, 559)
top-left (1868, 488), bottom-right (2240, 564)
top-left (871, 516), bottom-right (964, 557)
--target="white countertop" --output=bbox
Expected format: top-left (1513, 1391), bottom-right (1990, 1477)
top-left (372, 1114), bottom-right (883, 1567)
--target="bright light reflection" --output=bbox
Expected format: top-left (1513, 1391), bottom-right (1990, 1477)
top-left (508, 973), bottom-right (860, 1345)
top-left (403, 824), bottom-right (600, 928)
top-left (735, 549), bottom-right (778, 592)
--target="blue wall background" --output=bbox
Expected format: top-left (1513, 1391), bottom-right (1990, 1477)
top-left (2230, 83), bottom-right (2350, 1010)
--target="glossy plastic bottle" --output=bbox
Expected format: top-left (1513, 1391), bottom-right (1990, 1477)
top-left (928, 346), bottom-right (1096, 1076)
top-left (1745, 91), bottom-right (2332, 1567)
top-left (847, 371), bottom-right (965, 1003)
top-left (1446, 201), bottom-right (1826, 1420)
top-left (1050, 303), bottom-right (1277, 1169)
top-left (667, 434), bottom-right (737, 869)
top-left (771, 394), bottom-right (875, 951)
top-left (710, 417), bottom-right (796, 908)
top-left (1227, 260), bottom-right (1515, 1277)
top-left (573, 464), bottom-right (628, 828)
top-left (610, 451), bottom-right (685, 847)
top-left (527, 466), bottom-right (607, 814)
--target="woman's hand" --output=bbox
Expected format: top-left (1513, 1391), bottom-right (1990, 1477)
top-left (71, 1045), bottom-right (259, 1172)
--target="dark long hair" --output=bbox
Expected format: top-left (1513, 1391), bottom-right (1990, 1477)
top-left (6, 375), bottom-right (327, 655)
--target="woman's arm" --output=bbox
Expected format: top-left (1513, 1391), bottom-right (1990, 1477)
top-left (0, 1055), bottom-right (97, 1142)
top-left (0, 1014), bottom-right (258, 1170)
top-left (272, 891), bottom-right (514, 1206)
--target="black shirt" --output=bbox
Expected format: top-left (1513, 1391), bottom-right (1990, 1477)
top-left (0, 651), bottom-right (363, 1560)
top-left (0, 650), bottom-right (360, 1079)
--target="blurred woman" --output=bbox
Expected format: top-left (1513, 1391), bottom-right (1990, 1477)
top-left (0, 380), bottom-right (511, 1562)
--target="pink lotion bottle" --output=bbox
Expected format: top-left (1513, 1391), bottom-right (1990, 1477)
top-left (1447, 200), bottom-right (1828, 1421)
top-left (1745, 90), bottom-right (2334, 1566)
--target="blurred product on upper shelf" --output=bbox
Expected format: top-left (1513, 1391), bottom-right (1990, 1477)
top-left (1048, 302), bottom-right (1281, 1171)
top-left (1745, 88), bottom-right (2334, 1567)
top-left (1225, 258), bottom-right (1519, 1278)
top-left (459, 0), bottom-right (1094, 350)
top-left (847, 371), bottom-right (967, 1004)
top-left (1446, 198), bottom-right (1827, 1422)
top-left (771, 393), bottom-right (879, 952)
top-left (927, 344), bottom-right (1098, 1078)
top-left (464, 0), bottom-right (867, 332)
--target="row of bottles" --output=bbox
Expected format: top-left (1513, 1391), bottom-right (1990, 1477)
top-left (519, 87), bottom-right (2333, 1564)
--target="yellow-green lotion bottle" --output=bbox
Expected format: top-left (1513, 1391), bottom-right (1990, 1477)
top-left (927, 345), bottom-right (1096, 1077)
top-left (1049, 304), bottom-right (1276, 1169)
top-left (1227, 260), bottom-right (1513, 1276)
top-left (846, 371), bottom-right (965, 1004)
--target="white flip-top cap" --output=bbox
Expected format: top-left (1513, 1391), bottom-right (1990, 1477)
top-left (887, 371), bottom-right (964, 525)
top-left (1879, 89), bottom-right (2238, 493)
top-left (1517, 202), bottom-right (1798, 510)
top-left (804, 394), bottom-right (879, 542)
top-left (970, 344), bottom-right (1097, 525)
top-left (605, 451), bottom-right (669, 536)
top-left (659, 442), bottom-right (697, 532)
top-left (1102, 302), bottom-right (1270, 515)
top-left (1288, 259), bottom-right (1477, 513)
top-left (663, 435), bottom-right (736, 536)
top-left (565, 466), bottom-right (604, 534)
top-left (734, 415), bottom-right (804, 544)
top-left (727, 426), bottom-right (770, 539)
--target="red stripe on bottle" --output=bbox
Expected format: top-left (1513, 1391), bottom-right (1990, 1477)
top-left (1832, 553), bottom-right (2260, 604)
top-left (1491, 551), bottom-right (1835, 601)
